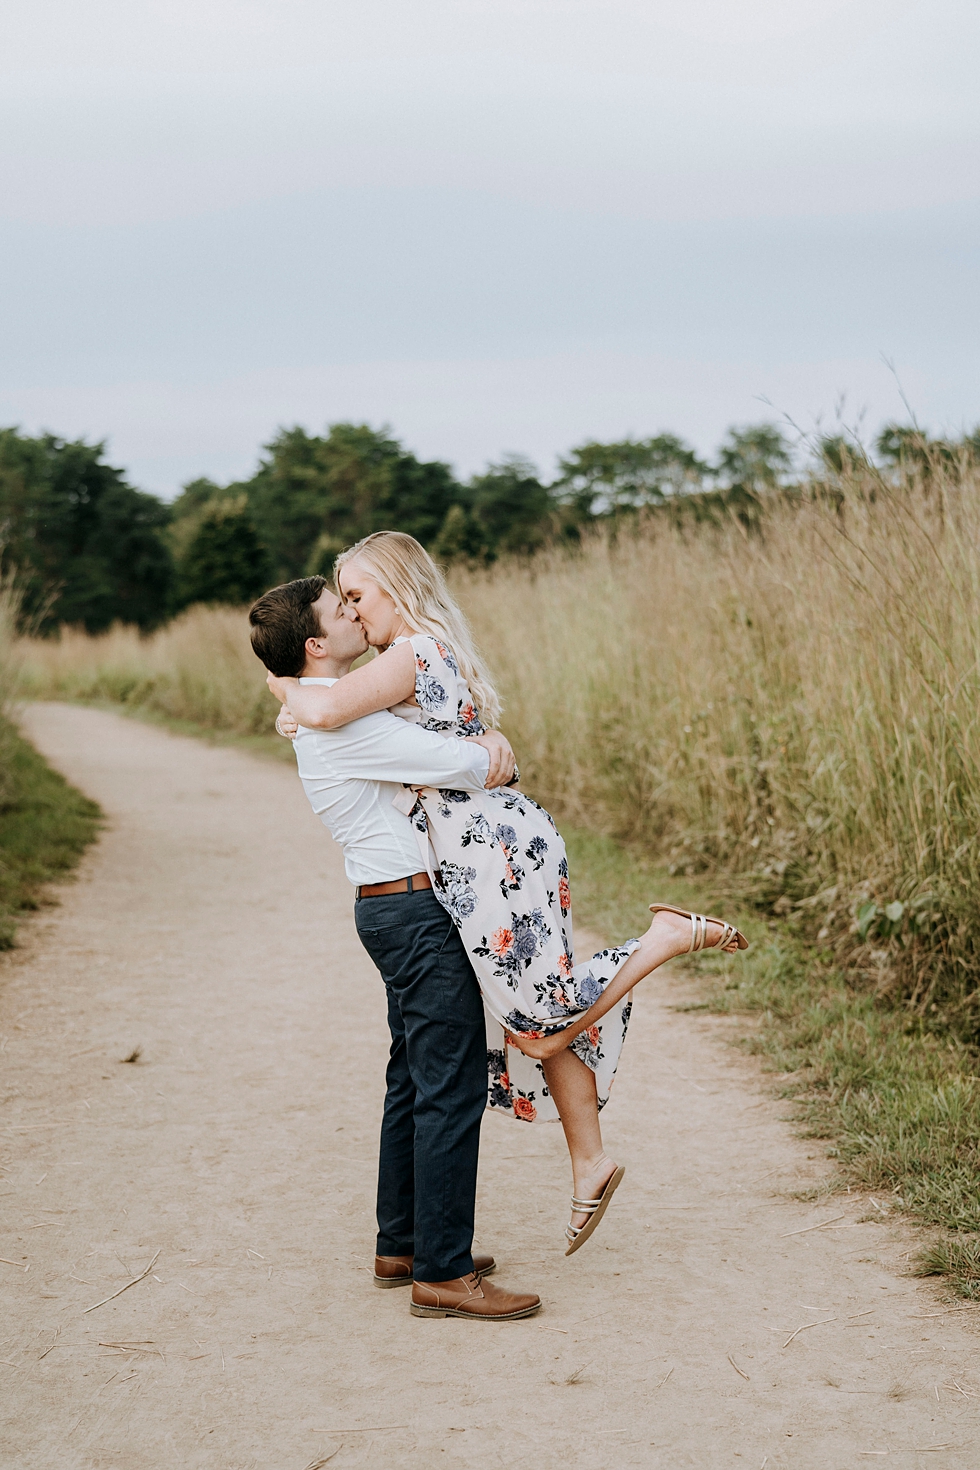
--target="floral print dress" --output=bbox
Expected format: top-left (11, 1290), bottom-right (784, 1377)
top-left (390, 635), bottom-right (639, 1125)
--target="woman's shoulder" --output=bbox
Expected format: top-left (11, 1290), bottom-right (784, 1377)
top-left (408, 633), bottom-right (461, 678)
top-left (408, 633), bottom-right (471, 727)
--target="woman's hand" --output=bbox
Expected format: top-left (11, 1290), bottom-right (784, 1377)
top-left (267, 672), bottom-right (300, 737)
top-left (267, 671), bottom-right (299, 705)
top-left (507, 1028), bottom-right (575, 1060)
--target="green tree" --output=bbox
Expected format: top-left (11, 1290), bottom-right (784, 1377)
top-left (556, 434), bottom-right (707, 515)
top-left (386, 447), bottom-right (464, 549)
top-left (243, 423), bottom-right (463, 580)
top-left (432, 504), bottom-right (490, 566)
top-left (0, 429), bottom-right (173, 633)
top-left (876, 423), bottom-right (961, 477)
top-left (175, 500), bottom-right (272, 607)
top-left (715, 424), bottom-right (792, 492)
top-left (167, 477), bottom-right (245, 562)
top-left (876, 423), bottom-right (925, 466)
top-left (467, 455), bottom-right (556, 557)
top-left (815, 435), bottom-right (870, 477)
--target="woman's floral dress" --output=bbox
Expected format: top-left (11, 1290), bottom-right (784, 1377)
top-left (391, 635), bottom-right (639, 1124)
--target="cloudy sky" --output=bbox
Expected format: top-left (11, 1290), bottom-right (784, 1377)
top-left (1, 0), bottom-right (978, 496)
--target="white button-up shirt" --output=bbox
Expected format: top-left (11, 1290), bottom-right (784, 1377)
top-left (293, 677), bottom-right (490, 886)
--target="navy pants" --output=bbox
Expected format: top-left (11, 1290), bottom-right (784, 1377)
top-left (354, 889), bottom-right (487, 1283)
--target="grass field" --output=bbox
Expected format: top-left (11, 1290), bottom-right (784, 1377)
top-left (0, 718), bottom-right (102, 947)
top-left (14, 458), bottom-right (980, 1296)
top-left (457, 460), bottom-right (980, 1038)
top-left (0, 587), bottom-right (101, 947)
top-left (16, 605), bottom-right (272, 737)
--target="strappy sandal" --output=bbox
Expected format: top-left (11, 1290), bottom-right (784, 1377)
top-left (564, 1164), bottom-right (626, 1256)
top-left (649, 904), bottom-right (749, 953)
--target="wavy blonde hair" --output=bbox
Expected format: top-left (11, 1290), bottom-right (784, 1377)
top-left (334, 531), bottom-right (502, 727)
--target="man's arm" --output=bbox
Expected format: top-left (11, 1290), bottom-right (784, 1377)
top-left (294, 708), bottom-right (513, 792)
top-left (276, 704), bottom-right (512, 780)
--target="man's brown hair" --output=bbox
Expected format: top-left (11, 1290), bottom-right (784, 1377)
top-left (248, 576), bottom-right (328, 676)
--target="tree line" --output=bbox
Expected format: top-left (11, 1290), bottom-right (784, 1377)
top-left (1, 419), bottom-right (978, 634)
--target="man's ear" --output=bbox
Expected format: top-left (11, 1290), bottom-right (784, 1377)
top-left (304, 635), bottom-right (329, 661)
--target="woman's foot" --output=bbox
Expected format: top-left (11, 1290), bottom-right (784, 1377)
top-left (569, 1153), bottom-right (619, 1233)
top-left (564, 1161), bottom-right (626, 1255)
top-left (647, 905), bottom-right (746, 956)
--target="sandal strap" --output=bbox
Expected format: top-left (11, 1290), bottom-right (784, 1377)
top-left (569, 1195), bottom-right (603, 1212)
top-left (689, 915), bottom-right (740, 952)
top-left (652, 904), bottom-right (744, 954)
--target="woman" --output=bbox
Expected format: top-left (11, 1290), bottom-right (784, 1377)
top-left (269, 532), bottom-right (747, 1253)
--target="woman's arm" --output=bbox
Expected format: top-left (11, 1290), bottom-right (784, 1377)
top-left (267, 642), bottom-right (417, 730)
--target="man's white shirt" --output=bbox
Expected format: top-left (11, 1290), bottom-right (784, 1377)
top-left (292, 676), bottom-right (490, 886)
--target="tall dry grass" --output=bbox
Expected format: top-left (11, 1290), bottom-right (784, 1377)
top-left (456, 464), bottom-right (980, 1025)
top-left (17, 604), bottom-right (271, 736)
top-left (17, 461), bottom-right (980, 1024)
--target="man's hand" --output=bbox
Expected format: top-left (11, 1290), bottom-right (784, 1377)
top-left (467, 729), bottom-right (516, 788)
top-left (276, 708), bottom-right (300, 739)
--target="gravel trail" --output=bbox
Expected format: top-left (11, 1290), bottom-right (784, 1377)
top-left (1, 703), bottom-right (977, 1469)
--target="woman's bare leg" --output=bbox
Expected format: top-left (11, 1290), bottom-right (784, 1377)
top-left (519, 911), bottom-right (743, 1231)
top-left (541, 1048), bottom-right (617, 1233)
top-left (517, 909), bottom-right (741, 1062)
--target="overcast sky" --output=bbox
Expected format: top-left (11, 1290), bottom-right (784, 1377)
top-left (1, 0), bottom-right (978, 497)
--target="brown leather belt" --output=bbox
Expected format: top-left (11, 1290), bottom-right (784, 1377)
top-left (355, 871), bottom-right (433, 900)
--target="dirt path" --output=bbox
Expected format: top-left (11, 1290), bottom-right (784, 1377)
top-left (1, 704), bottom-right (977, 1470)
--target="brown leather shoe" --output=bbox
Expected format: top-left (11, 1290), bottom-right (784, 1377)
top-left (373, 1252), bottom-right (496, 1288)
top-left (410, 1272), bottom-right (540, 1320)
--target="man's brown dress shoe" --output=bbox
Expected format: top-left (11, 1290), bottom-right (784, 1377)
top-left (410, 1272), bottom-right (540, 1320)
top-left (373, 1253), bottom-right (496, 1288)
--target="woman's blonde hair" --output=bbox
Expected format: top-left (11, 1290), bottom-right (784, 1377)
top-left (334, 531), bottom-right (502, 727)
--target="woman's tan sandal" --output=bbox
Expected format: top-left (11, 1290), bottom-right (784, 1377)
top-left (649, 904), bottom-right (749, 953)
top-left (564, 1164), bottom-right (626, 1256)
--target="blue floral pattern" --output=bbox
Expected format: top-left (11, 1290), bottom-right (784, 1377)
top-left (392, 635), bottom-right (640, 1124)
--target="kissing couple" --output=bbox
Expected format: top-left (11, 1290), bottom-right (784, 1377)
top-left (250, 531), bottom-right (747, 1322)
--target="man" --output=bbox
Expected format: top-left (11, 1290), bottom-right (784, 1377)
top-left (249, 576), bottom-right (540, 1322)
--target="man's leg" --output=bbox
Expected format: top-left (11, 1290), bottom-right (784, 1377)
top-left (400, 907), bottom-right (487, 1283)
top-left (375, 981), bottom-right (416, 1257)
top-left (355, 891), bottom-right (486, 1283)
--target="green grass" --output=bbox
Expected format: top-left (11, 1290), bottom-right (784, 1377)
top-left (915, 1238), bottom-right (980, 1300)
top-left (0, 716), bottom-right (102, 947)
top-left (564, 825), bottom-right (980, 1300)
